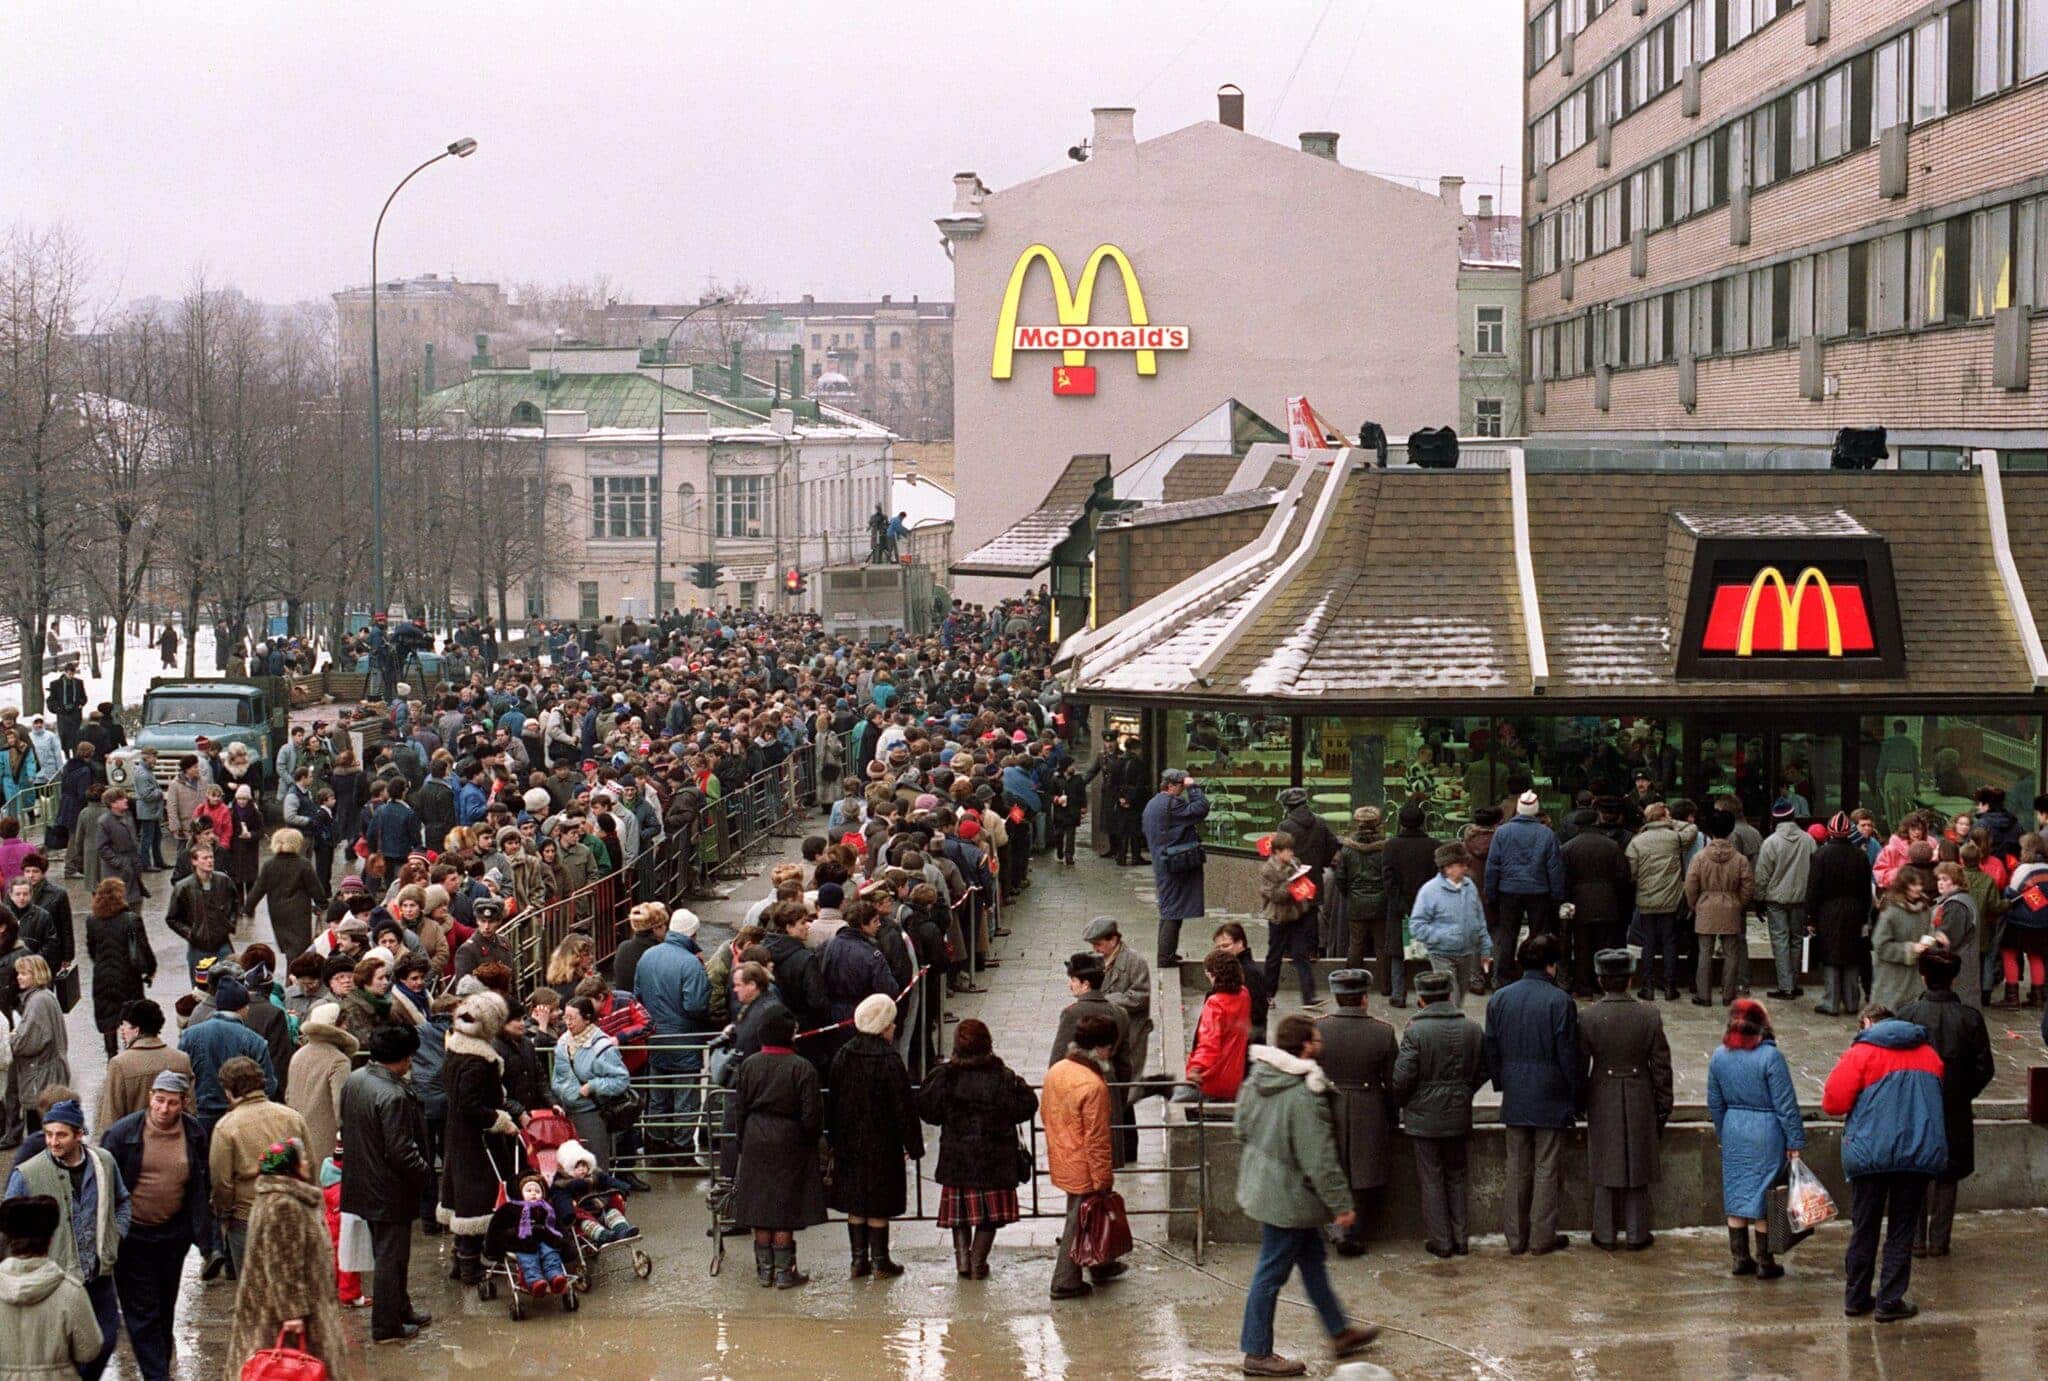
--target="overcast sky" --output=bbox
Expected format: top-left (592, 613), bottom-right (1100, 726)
top-left (4, 0), bottom-right (1521, 310)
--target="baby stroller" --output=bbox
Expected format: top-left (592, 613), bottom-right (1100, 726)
top-left (476, 1115), bottom-right (581, 1320)
top-left (549, 1124), bottom-right (654, 1288)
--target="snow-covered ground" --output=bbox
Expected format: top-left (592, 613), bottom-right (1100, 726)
top-left (0, 618), bottom-right (221, 715)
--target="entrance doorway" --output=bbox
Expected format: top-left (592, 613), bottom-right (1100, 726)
top-left (1689, 717), bottom-right (1853, 825)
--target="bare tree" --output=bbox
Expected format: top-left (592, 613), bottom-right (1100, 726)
top-left (0, 225), bottom-right (91, 713)
top-left (76, 303), bottom-right (173, 708)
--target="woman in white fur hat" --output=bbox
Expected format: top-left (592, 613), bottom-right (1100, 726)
top-left (439, 989), bottom-right (523, 1284)
top-left (824, 993), bottom-right (923, 1278)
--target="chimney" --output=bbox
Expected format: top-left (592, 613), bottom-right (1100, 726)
top-left (1298, 131), bottom-right (1339, 161)
top-left (1217, 83), bottom-right (1244, 130)
top-left (881, 294), bottom-right (892, 305)
top-left (422, 343), bottom-right (436, 394)
top-left (789, 344), bottom-right (805, 398)
top-left (770, 407), bottom-right (796, 437)
top-left (729, 341), bottom-right (745, 396)
top-left (673, 409), bottom-right (710, 438)
top-left (1439, 175), bottom-right (1466, 210)
top-left (950, 173), bottom-right (985, 214)
top-left (1091, 106), bottom-right (1137, 153)
top-left (471, 332), bottom-right (491, 368)
top-left (1478, 193), bottom-right (1494, 218)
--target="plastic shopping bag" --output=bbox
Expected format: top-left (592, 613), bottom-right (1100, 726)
top-left (1785, 1158), bottom-right (1838, 1232)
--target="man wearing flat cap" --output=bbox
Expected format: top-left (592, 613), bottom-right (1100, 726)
top-left (1085, 918), bottom-right (1153, 1163)
top-left (101, 1071), bottom-right (211, 1379)
top-left (1049, 953), bottom-right (1133, 1166)
top-left (1316, 971), bottom-right (1399, 1256)
top-left (1577, 949), bottom-right (1674, 1251)
top-left (6, 1099), bottom-right (129, 1378)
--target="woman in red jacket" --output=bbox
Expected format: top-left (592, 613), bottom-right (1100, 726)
top-left (1185, 948), bottom-right (1253, 1100)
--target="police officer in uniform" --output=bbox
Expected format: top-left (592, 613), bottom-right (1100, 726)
top-left (1314, 968), bottom-right (1399, 1255)
top-left (1578, 948), bottom-right (1674, 1251)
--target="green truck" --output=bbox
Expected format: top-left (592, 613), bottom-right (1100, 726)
top-left (111, 677), bottom-right (291, 790)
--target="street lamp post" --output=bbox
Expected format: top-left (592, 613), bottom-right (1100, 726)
top-left (368, 137), bottom-right (477, 623)
top-left (652, 297), bottom-right (728, 619)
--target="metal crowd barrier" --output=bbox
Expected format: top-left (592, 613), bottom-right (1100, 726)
top-left (4, 780), bottom-right (62, 840)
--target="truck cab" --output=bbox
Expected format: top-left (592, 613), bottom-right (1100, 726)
top-left (115, 679), bottom-right (289, 790)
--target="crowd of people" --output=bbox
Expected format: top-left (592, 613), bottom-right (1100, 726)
top-left (0, 594), bottom-right (1084, 1377)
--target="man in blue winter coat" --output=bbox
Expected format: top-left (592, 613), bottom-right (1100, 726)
top-left (1143, 768), bottom-right (1211, 970)
top-left (1484, 791), bottom-right (1566, 987)
top-left (1484, 935), bottom-right (1584, 1256)
top-left (181, 979), bottom-right (276, 1139)
top-left (633, 909), bottom-right (712, 1158)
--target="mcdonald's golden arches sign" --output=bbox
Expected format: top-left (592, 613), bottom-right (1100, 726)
top-left (991, 243), bottom-right (1190, 388)
top-left (1677, 536), bottom-right (1904, 680)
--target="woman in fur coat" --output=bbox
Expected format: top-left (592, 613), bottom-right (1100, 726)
top-left (227, 1138), bottom-right (358, 1380)
top-left (437, 990), bottom-right (523, 1284)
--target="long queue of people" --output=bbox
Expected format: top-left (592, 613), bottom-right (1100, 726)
top-left (0, 597), bottom-right (1071, 1378)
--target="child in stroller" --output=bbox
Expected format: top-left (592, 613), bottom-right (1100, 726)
top-left (487, 1175), bottom-right (574, 1296)
top-left (553, 1139), bottom-right (639, 1248)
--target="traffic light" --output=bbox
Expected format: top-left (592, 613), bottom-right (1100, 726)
top-left (783, 567), bottom-right (807, 596)
top-left (692, 560), bottom-right (719, 590)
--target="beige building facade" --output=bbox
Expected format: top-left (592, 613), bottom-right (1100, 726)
top-left (942, 99), bottom-right (1463, 599)
top-left (1523, 0), bottom-right (2048, 460)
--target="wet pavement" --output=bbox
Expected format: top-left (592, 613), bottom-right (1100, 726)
top-left (46, 842), bottom-right (2048, 1377)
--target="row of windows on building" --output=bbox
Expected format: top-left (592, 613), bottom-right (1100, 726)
top-left (810, 330), bottom-right (906, 349)
top-left (1529, 0), bottom-right (2048, 280)
top-left (586, 471), bottom-right (888, 543)
top-left (1527, 189), bottom-right (2048, 378)
top-left (1530, 0), bottom-right (1799, 169)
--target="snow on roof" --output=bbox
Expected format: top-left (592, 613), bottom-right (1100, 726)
top-left (893, 473), bottom-right (955, 528)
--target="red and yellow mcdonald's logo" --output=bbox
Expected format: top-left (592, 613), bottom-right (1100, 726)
top-left (1701, 566), bottom-right (1875, 657)
top-left (991, 243), bottom-right (1190, 381)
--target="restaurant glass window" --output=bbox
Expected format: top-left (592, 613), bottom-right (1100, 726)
top-left (1859, 713), bottom-right (2041, 836)
top-left (1495, 715), bottom-right (1686, 822)
top-left (1777, 732), bottom-right (1845, 822)
top-left (1165, 709), bottom-right (1295, 849)
top-left (1300, 715), bottom-right (1501, 836)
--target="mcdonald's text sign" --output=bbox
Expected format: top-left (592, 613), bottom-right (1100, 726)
top-left (992, 243), bottom-right (1189, 382)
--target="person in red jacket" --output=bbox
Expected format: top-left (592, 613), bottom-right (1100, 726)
top-left (1820, 1005), bottom-right (1948, 1322)
top-left (1185, 950), bottom-right (1253, 1101)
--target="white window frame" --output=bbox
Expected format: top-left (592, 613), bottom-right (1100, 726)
top-left (589, 475), bottom-right (656, 541)
top-left (713, 473), bottom-right (768, 539)
top-left (1475, 306), bottom-right (1506, 356)
top-left (1474, 398), bottom-right (1505, 437)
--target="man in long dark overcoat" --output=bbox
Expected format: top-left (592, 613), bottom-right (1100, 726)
top-left (1315, 969), bottom-right (1399, 1255)
top-left (1577, 948), bottom-right (1674, 1250)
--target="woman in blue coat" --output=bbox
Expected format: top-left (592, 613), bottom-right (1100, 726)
top-left (550, 996), bottom-right (632, 1169)
top-left (1706, 997), bottom-right (1806, 1280)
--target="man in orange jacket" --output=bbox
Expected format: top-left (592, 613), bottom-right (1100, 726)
top-left (1043, 1013), bottom-right (1119, 1300)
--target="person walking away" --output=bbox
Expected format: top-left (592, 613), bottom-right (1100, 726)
top-left (1485, 935), bottom-right (1584, 1255)
top-left (1233, 1012), bottom-right (1380, 1376)
top-left (101, 1071), bottom-right (210, 1381)
top-left (1314, 970), bottom-right (1397, 1255)
top-left (1143, 767), bottom-right (1209, 968)
top-left (1112, 739), bottom-right (1152, 868)
top-left (1808, 812), bottom-right (1874, 1015)
top-left (129, 756), bottom-right (167, 872)
top-left (1822, 1003), bottom-right (1948, 1321)
top-left (1896, 949), bottom-right (1994, 1257)
top-left (1043, 1013), bottom-right (1121, 1302)
top-left (731, 1009), bottom-right (828, 1289)
top-left (1928, 863), bottom-right (1981, 1012)
top-left (917, 1017), bottom-right (1038, 1279)
top-left (286, 1001), bottom-right (357, 1174)
top-left (1258, 832), bottom-right (1318, 1005)
top-left (1391, 968), bottom-right (1488, 1257)
top-left (826, 994), bottom-right (923, 1278)
top-left (1705, 998), bottom-right (1805, 1281)
top-left (86, 879), bottom-right (152, 1059)
top-left (1578, 949), bottom-right (1674, 1250)
top-left (1755, 798), bottom-right (1817, 1000)
top-left (0, 1196), bottom-right (105, 1379)
top-left (225, 1139), bottom-right (355, 1381)
top-left (340, 1025), bottom-right (432, 1344)
top-left (96, 789), bottom-right (145, 904)
top-left (246, 827), bottom-right (326, 966)
top-left (1383, 803), bottom-right (1438, 991)
top-left (1333, 808), bottom-right (1392, 994)
top-left (208, 1056), bottom-right (307, 1273)
top-left (1870, 867), bottom-right (1937, 1012)
top-left (1560, 809), bottom-right (1633, 997)
top-left (1687, 811), bottom-right (1755, 1007)
top-left (1625, 803), bottom-right (1697, 1001)
top-left (1407, 844), bottom-right (1492, 1008)
top-left (4, 1098), bottom-right (126, 1379)
top-left (1483, 791), bottom-right (1565, 988)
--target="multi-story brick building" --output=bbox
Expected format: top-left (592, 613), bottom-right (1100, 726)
top-left (1522, 0), bottom-right (2048, 463)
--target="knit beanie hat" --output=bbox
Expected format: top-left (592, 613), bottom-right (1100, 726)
top-left (854, 992), bottom-right (897, 1036)
top-left (1516, 790), bottom-right (1540, 817)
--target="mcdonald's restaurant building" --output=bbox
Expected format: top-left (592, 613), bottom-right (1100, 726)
top-left (939, 98), bottom-right (1465, 605)
top-left (1056, 445), bottom-right (2048, 901)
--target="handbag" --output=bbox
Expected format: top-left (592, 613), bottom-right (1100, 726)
top-left (1159, 839), bottom-right (1206, 876)
top-left (593, 1085), bottom-right (642, 1133)
top-left (1014, 1138), bottom-right (1035, 1186)
top-left (239, 1323), bottom-right (328, 1381)
top-left (53, 962), bottom-right (80, 1015)
top-left (1069, 1189), bottom-right (1133, 1268)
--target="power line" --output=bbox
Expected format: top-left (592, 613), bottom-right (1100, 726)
top-left (1321, 0), bottom-right (1374, 128)
top-left (1134, 0), bottom-right (1233, 100)
top-left (1264, 0), bottom-right (1339, 136)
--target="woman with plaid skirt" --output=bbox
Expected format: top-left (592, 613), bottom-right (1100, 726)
top-left (916, 1018), bottom-right (1040, 1280)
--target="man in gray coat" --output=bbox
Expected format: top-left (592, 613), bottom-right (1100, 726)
top-left (1754, 798), bottom-right (1816, 999)
top-left (1577, 949), bottom-right (1674, 1251)
top-left (1314, 970), bottom-right (1398, 1256)
top-left (1391, 968), bottom-right (1488, 1256)
top-left (1087, 916), bottom-right (1154, 1164)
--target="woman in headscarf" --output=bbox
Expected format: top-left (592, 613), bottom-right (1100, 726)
top-left (227, 1138), bottom-right (356, 1380)
top-left (1705, 998), bottom-right (1805, 1282)
top-left (227, 783), bottom-right (264, 916)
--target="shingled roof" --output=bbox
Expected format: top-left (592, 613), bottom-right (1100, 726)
top-left (952, 454), bottom-right (1110, 578)
top-left (1073, 462), bottom-right (2048, 704)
